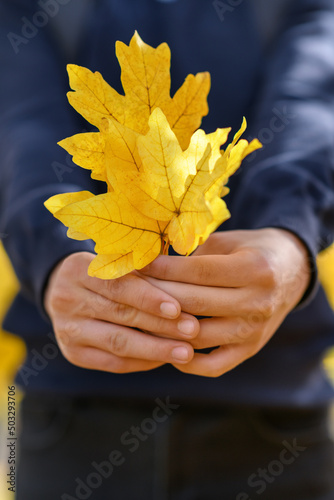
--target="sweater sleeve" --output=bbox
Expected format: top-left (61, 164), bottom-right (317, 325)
top-left (228, 0), bottom-right (334, 304)
top-left (0, 1), bottom-right (96, 315)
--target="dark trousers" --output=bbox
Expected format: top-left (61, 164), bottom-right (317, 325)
top-left (16, 394), bottom-right (334, 500)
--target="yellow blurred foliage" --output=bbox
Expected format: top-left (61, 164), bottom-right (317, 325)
top-left (317, 243), bottom-right (334, 310)
top-left (0, 242), bottom-right (26, 386)
top-left (317, 243), bottom-right (334, 382)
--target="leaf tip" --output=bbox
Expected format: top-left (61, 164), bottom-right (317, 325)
top-left (132, 30), bottom-right (143, 45)
top-left (252, 138), bottom-right (263, 149)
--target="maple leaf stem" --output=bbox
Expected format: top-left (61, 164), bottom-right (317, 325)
top-left (161, 238), bottom-right (170, 255)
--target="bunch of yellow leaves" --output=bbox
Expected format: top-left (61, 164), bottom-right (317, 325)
top-left (45, 32), bottom-right (261, 279)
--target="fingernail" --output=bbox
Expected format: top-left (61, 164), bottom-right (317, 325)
top-left (160, 302), bottom-right (178, 318)
top-left (172, 346), bottom-right (190, 363)
top-left (177, 320), bottom-right (195, 336)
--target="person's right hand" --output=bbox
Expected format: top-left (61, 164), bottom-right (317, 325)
top-left (44, 252), bottom-right (199, 373)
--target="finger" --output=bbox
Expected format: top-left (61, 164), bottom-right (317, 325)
top-left (72, 289), bottom-right (200, 340)
top-left (84, 272), bottom-right (182, 320)
top-left (63, 345), bottom-right (164, 373)
top-left (191, 317), bottom-right (255, 349)
top-left (140, 251), bottom-right (260, 287)
top-left (69, 318), bottom-right (195, 364)
top-left (172, 343), bottom-right (251, 378)
top-left (140, 276), bottom-right (254, 317)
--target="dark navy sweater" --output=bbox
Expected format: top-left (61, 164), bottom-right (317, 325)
top-left (1, 0), bottom-right (334, 406)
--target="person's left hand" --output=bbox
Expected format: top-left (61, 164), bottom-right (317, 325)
top-left (139, 228), bottom-right (311, 377)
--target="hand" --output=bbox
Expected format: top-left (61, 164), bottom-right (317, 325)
top-left (139, 229), bottom-right (311, 377)
top-left (44, 252), bottom-right (199, 373)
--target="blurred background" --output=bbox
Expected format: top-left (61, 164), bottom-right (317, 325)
top-left (0, 241), bottom-right (334, 499)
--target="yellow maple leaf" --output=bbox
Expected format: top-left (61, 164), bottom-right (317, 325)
top-left (58, 133), bottom-right (107, 184)
top-left (46, 190), bottom-right (169, 278)
top-left (102, 116), bottom-right (142, 189)
top-left (134, 111), bottom-right (261, 254)
top-left (66, 31), bottom-right (210, 153)
top-left (135, 110), bottom-right (228, 253)
top-left (45, 32), bottom-right (262, 279)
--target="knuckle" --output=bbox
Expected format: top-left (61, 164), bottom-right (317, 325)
top-left (136, 287), bottom-right (153, 312)
top-left (183, 294), bottom-right (207, 315)
top-left (153, 316), bottom-right (170, 335)
top-left (155, 258), bottom-right (171, 280)
top-left (50, 286), bottom-right (74, 312)
top-left (194, 258), bottom-right (217, 283)
top-left (194, 260), bottom-right (208, 281)
top-left (235, 319), bottom-right (253, 341)
top-left (238, 297), bottom-right (276, 327)
top-left (108, 330), bottom-right (128, 356)
top-left (244, 307), bottom-right (266, 329)
top-left (259, 298), bottom-right (276, 318)
top-left (92, 293), bottom-right (111, 315)
top-left (237, 293), bottom-right (260, 317)
top-left (112, 302), bottom-right (138, 325)
top-left (253, 252), bottom-right (278, 288)
top-left (56, 321), bottom-right (82, 346)
top-left (105, 275), bottom-right (129, 299)
top-left (76, 300), bottom-right (97, 319)
top-left (262, 263), bottom-right (278, 288)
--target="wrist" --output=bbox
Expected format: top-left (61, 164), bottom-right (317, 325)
top-left (269, 227), bottom-right (313, 308)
